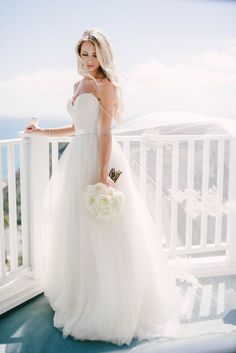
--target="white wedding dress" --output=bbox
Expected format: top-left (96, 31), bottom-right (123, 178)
top-left (39, 92), bottom-right (236, 348)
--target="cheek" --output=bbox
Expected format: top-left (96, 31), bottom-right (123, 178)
top-left (94, 58), bottom-right (100, 65)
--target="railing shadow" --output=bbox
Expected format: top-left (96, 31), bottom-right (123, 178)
top-left (0, 294), bottom-right (140, 353)
top-left (0, 276), bottom-right (236, 353)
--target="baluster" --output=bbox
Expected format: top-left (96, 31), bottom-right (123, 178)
top-left (186, 139), bottom-right (195, 251)
top-left (200, 139), bottom-right (210, 249)
top-left (215, 140), bottom-right (224, 246)
top-left (170, 141), bottom-right (179, 254)
top-left (7, 144), bottom-right (18, 271)
top-left (19, 140), bottom-right (30, 267)
top-left (0, 146), bottom-right (6, 279)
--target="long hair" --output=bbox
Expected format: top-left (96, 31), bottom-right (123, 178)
top-left (74, 28), bottom-right (124, 125)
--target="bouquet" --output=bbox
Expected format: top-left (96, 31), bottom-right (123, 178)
top-left (83, 168), bottom-right (124, 221)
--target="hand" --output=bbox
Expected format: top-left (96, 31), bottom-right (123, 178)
top-left (99, 173), bottom-right (115, 188)
top-left (24, 123), bottom-right (44, 135)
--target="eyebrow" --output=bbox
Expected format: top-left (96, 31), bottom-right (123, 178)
top-left (81, 51), bottom-right (96, 54)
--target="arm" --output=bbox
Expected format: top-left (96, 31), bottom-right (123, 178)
top-left (98, 82), bottom-right (116, 186)
top-left (25, 81), bottom-right (81, 137)
top-left (41, 125), bottom-right (75, 137)
top-left (25, 123), bottom-right (76, 137)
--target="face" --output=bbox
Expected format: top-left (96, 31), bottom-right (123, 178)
top-left (80, 41), bottom-right (100, 74)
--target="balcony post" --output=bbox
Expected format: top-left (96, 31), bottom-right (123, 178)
top-left (21, 132), bottom-right (50, 282)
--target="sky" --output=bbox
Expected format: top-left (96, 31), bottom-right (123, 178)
top-left (0, 0), bottom-right (236, 124)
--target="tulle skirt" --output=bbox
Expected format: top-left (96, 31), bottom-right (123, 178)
top-left (39, 132), bottom-right (180, 346)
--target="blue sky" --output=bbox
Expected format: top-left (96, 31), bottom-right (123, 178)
top-left (0, 0), bottom-right (235, 122)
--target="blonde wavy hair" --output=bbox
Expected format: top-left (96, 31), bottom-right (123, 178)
top-left (74, 28), bottom-right (124, 125)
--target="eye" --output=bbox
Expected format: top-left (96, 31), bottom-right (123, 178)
top-left (82, 53), bottom-right (97, 57)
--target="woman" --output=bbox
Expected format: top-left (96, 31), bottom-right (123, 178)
top-left (23, 29), bottom-right (235, 347)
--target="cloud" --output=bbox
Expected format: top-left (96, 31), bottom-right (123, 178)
top-left (121, 40), bottom-right (236, 119)
top-left (0, 69), bottom-right (79, 119)
top-left (0, 39), bottom-right (236, 121)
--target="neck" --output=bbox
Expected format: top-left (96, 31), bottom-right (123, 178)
top-left (85, 69), bottom-right (106, 80)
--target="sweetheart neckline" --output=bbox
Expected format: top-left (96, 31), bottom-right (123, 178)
top-left (68, 92), bottom-right (111, 120)
top-left (70, 93), bottom-right (100, 106)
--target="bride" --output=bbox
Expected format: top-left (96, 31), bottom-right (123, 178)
top-left (23, 29), bottom-right (236, 348)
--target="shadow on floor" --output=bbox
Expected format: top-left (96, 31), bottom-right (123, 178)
top-left (1, 280), bottom-right (236, 353)
top-left (0, 293), bottom-right (141, 353)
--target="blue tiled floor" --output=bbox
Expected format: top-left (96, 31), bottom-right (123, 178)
top-left (0, 292), bottom-right (236, 353)
top-left (0, 294), bottom-right (138, 352)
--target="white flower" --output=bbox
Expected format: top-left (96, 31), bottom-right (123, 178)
top-left (94, 182), bottom-right (106, 193)
top-left (83, 182), bottom-right (125, 221)
top-left (166, 185), bottom-right (236, 219)
top-left (107, 186), bottom-right (116, 197)
top-left (88, 195), bottom-right (96, 206)
top-left (223, 201), bottom-right (236, 215)
top-left (96, 194), bottom-right (111, 209)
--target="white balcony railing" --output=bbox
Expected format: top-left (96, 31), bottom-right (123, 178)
top-left (0, 130), bottom-right (236, 314)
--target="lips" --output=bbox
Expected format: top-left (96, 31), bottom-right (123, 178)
top-left (87, 65), bottom-right (94, 68)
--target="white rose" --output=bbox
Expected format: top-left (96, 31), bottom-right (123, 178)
top-left (95, 182), bottom-right (106, 193)
top-left (96, 194), bottom-right (111, 209)
top-left (83, 182), bottom-right (125, 221)
top-left (107, 187), bottom-right (116, 197)
top-left (88, 195), bottom-right (96, 206)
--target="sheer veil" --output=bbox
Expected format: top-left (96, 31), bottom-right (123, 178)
top-left (112, 107), bottom-right (236, 349)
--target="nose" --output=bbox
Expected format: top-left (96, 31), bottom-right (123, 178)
top-left (88, 55), bottom-right (96, 62)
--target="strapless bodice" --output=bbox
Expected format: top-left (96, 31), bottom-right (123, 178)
top-left (66, 93), bottom-right (100, 134)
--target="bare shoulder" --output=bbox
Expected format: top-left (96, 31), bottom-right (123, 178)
top-left (98, 79), bottom-right (116, 101)
top-left (98, 79), bottom-right (116, 120)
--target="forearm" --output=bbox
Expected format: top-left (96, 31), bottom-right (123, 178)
top-left (41, 124), bottom-right (75, 137)
top-left (98, 132), bottom-right (112, 176)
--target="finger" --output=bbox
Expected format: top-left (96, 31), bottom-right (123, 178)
top-left (25, 126), bottom-right (37, 132)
